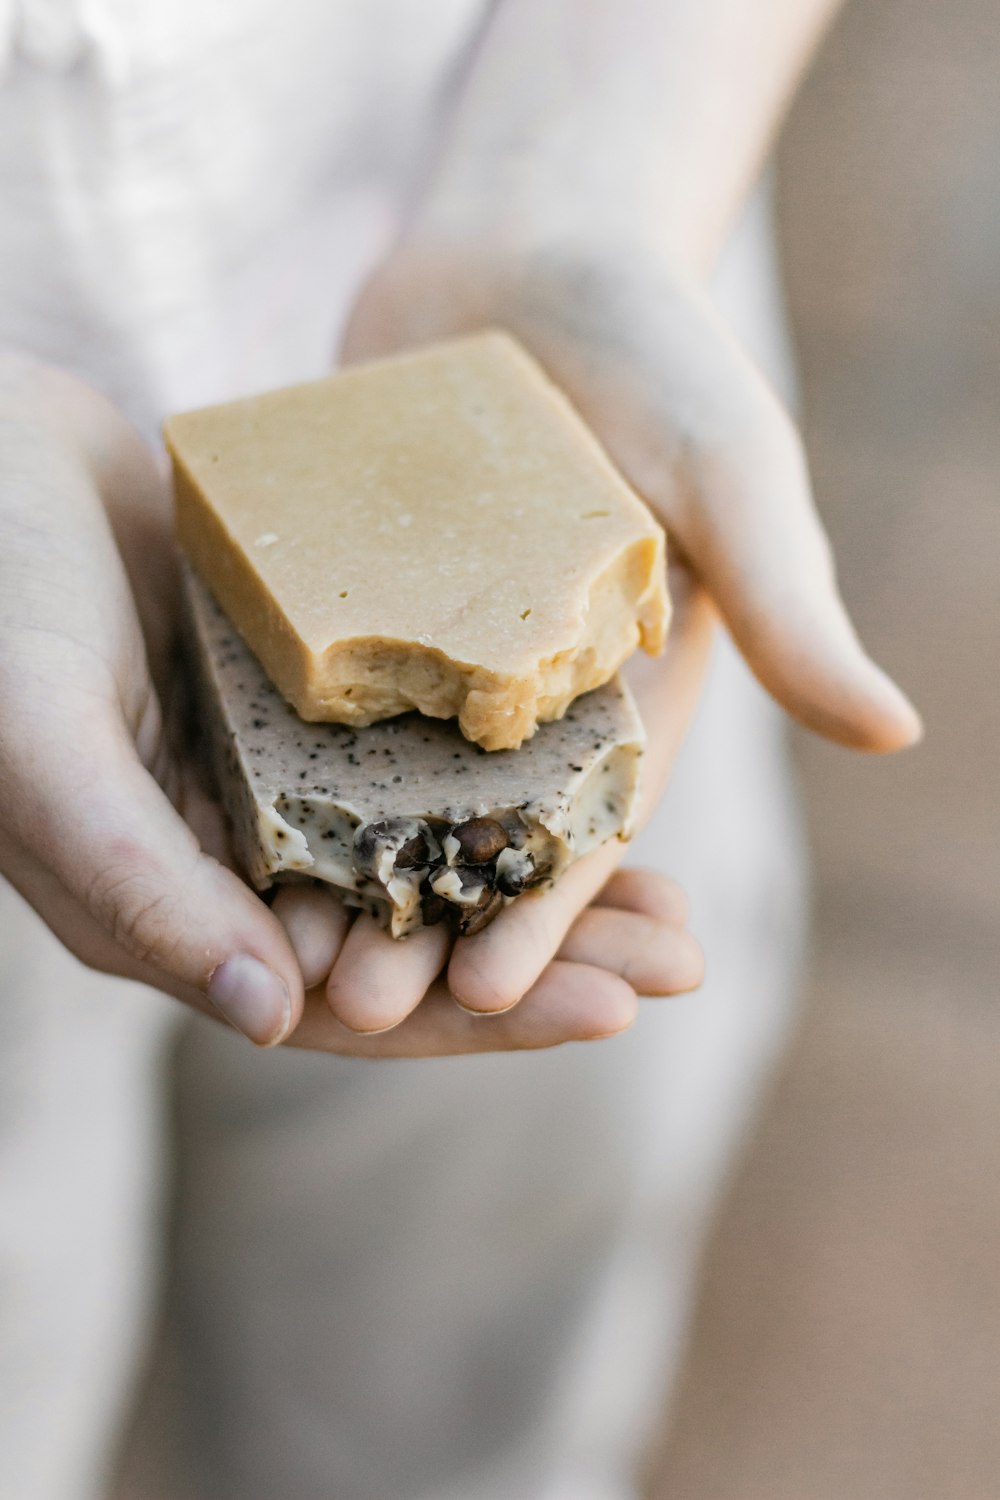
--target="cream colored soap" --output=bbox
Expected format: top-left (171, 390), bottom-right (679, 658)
top-left (166, 331), bottom-right (668, 751)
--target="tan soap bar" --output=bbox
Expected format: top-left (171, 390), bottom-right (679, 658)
top-left (165, 331), bottom-right (668, 751)
top-left (184, 567), bottom-right (644, 938)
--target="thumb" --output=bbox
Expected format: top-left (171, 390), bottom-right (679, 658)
top-left (670, 362), bottom-right (921, 753)
top-left (15, 714), bottom-right (304, 1045)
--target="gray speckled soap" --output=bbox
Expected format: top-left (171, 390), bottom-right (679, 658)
top-left (185, 567), bottom-right (645, 937)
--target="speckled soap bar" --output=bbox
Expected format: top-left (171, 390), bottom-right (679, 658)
top-left (185, 568), bottom-right (645, 937)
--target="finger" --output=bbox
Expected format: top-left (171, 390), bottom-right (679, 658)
top-left (291, 960), bottom-right (637, 1056)
top-left (448, 573), bottom-right (714, 1016)
top-left (325, 913), bottom-right (452, 1033)
top-left (669, 332), bottom-right (921, 752)
top-left (557, 906), bottom-right (703, 997)
top-left (272, 884), bottom-right (352, 989)
top-left (6, 713), bottom-right (304, 1046)
top-left (448, 835), bottom-right (626, 1014)
top-left (591, 867), bottom-right (689, 927)
top-left (0, 831), bottom-right (288, 1043)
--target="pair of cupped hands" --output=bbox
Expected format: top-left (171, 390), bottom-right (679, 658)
top-left (0, 238), bottom-right (920, 1056)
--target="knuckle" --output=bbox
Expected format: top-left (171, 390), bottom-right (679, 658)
top-left (84, 843), bottom-right (185, 969)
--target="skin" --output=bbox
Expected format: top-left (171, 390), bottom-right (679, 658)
top-left (0, 353), bottom-right (704, 1051)
top-left (0, 0), bottom-right (920, 1054)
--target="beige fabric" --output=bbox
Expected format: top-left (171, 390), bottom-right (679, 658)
top-left (131, 639), bottom-right (803, 1500)
top-left (0, 883), bottom-right (174, 1500)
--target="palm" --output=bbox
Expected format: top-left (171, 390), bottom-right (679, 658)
top-left (342, 238), bottom-right (917, 751)
top-left (318, 236), bottom-right (919, 1035)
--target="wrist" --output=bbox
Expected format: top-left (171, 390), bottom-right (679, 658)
top-left (409, 117), bottom-right (718, 280)
top-left (408, 0), bottom-right (841, 283)
top-left (406, 186), bottom-right (698, 294)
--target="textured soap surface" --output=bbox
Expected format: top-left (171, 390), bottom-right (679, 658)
top-left (166, 331), bottom-right (668, 751)
top-left (185, 568), bottom-right (644, 937)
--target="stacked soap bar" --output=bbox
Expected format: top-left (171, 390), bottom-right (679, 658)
top-left (168, 332), bottom-right (668, 936)
top-left (166, 331), bottom-right (668, 752)
top-left (185, 569), bottom-right (644, 937)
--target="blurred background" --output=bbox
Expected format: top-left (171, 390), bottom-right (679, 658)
top-left (648, 0), bottom-right (1000, 1495)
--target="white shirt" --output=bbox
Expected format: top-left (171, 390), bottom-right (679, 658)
top-left (0, 0), bottom-right (485, 434)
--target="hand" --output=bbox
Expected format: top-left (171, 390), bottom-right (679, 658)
top-left (0, 354), bottom-right (304, 1044)
top-left (281, 865), bottom-right (702, 1056)
top-left (308, 232), bottom-right (921, 1021)
top-left (343, 235), bottom-right (919, 748)
top-left (0, 353), bottom-right (698, 1057)
top-left (278, 552), bottom-right (714, 1039)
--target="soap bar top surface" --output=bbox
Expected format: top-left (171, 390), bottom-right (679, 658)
top-left (184, 568), bottom-right (644, 939)
top-left (166, 331), bottom-right (668, 750)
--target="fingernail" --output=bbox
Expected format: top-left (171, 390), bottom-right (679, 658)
top-left (452, 995), bottom-right (520, 1016)
top-left (208, 955), bottom-right (291, 1046)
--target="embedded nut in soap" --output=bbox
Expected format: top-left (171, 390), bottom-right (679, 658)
top-left (165, 331), bottom-right (669, 751)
